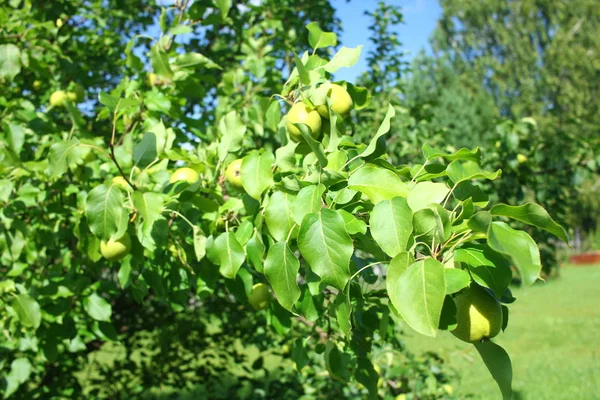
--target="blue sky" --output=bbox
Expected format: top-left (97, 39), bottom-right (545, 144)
top-left (332, 0), bottom-right (442, 81)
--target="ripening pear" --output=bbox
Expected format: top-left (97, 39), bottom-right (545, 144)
top-left (248, 283), bottom-right (271, 310)
top-left (315, 83), bottom-right (353, 118)
top-left (170, 167), bottom-right (199, 184)
top-left (225, 159), bottom-right (243, 189)
top-left (49, 90), bottom-right (68, 107)
top-left (286, 102), bottom-right (322, 142)
top-left (100, 233), bottom-right (132, 261)
top-left (451, 284), bottom-right (503, 343)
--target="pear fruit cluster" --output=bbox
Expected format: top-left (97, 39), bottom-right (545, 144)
top-left (285, 83), bottom-right (353, 143)
top-left (49, 83), bottom-right (85, 107)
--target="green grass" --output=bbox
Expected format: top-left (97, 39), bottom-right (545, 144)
top-left (403, 265), bottom-right (600, 400)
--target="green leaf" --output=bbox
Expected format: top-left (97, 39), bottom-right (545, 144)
top-left (502, 305), bottom-right (509, 332)
top-left (150, 43), bottom-right (173, 78)
top-left (145, 89), bottom-right (171, 112)
top-left (275, 142), bottom-right (297, 171)
top-left (304, 167), bottom-right (345, 186)
top-left (292, 184), bottom-right (325, 225)
top-left (298, 209), bottom-right (352, 290)
top-left (411, 163), bottom-right (448, 181)
top-left (491, 203), bottom-right (569, 243)
top-left (439, 295), bottom-right (458, 331)
top-left (292, 338), bottom-right (310, 371)
top-left (85, 184), bottom-right (129, 241)
top-left (454, 181), bottom-right (489, 208)
top-left (293, 52), bottom-right (310, 85)
top-left (346, 82), bottom-right (372, 110)
top-left (6, 123), bottom-right (25, 154)
top-left (265, 191), bottom-right (296, 241)
top-left (335, 294), bottom-right (352, 338)
top-left (370, 197), bottom-right (413, 257)
top-left (193, 227), bottom-right (207, 261)
top-left (133, 132), bottom-right (158, 168)
top-left (173, 52), bottom-right (221, 69)
top-left (270, 301), bottom-right (292, 335)
top-left (454, 244), bottom-right (512, 297)
top-left (132, 191), bottom-right (165, 226)
top-left (348, 165), bottom-right (409, 204)
top-left (387, 257), bottom-right (446, 337)
top-left (234, 220), bottom-right (253, 246)
top-left (295, 122), bottom-right (328, 167)
top-left (422, 143), bottom-right (481, 162)
top-left (474, 341), bottom-right (513, 400)
top-left (386, 251), bottom-right (412, 303)
top-left (447, 160), bottom-right (501, 184)
top-left (407, 182), bottom-right (450, 212)
top-left (413, 208), bottom-right (445, 246)
top-left (295, 285), bottom-right (319, 321)
top-left (266, 100), bottom-right (281, 131)
top-left (118, 261), bottom-right (131, 288)
top-left (167, 25), bottom-right (193, 36)
top-left (98, 92), bottom-right (120, 112)
top-left (264, 241), bottom-right (300, 312)
top-left (241, 151), bottom-right (274, 200)
top-left (444, 268), bottom-right (471, 294)
top-left (83, 293), bottom-right (112, 322)
top-left (148, 120), bottom-right (175, 155)
top-left (217, 111), bottom-right (246, 161)
top-left (213, 0), bottom-right (231, 21)
top-left (469, 211), bottom-right (492, 233)
top-left (207, 232), bottom-right (245, 279)
top-left (159, 7), bottom-right (168, 32)
top-left (488, 221), bottom-right (541, 286)
top-left (360, 104), bottom-right (395, 158)
top-left (324, 341), bottom-right (352, 381)
top-left (47, 140), bottom-right (81, 177)
top-left (0, 44), bottom-right (21, 80)
top-left (306, 22), bottom-right (337, 50)
top-left (338, 209), bottom-right (367, 235)
top-left (246, 232), bottom-right (265, 273)
top-left (324, 46), bottom-right (362, 73)
top-left (12, 294), bottom-right (41, 329)
top-left (355, 358), bottom-right (378, 400)
top-left (4, 358), bottom-right (32, 397)
top-left (0, 179), bottom-right (14, 202)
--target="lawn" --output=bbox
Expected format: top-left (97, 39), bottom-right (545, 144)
top-left (403, 265), bottom-right (600, 399)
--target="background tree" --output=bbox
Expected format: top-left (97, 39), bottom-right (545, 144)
top-left (403, 53), bottom-right (498, 150)
top-left (432, 0), bottom-right (600, 255)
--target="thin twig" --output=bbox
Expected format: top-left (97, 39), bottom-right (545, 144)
top-left (108, 100), bottom-right (137, 190)
top-left (349, 261), bottom-right (387, 282)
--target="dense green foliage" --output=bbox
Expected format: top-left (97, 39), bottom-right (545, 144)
top-left (0, 1), bottom-right (574, 399)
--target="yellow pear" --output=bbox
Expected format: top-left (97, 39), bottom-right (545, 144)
top-left (286, 102), bottom-right (322, 142)
top-left (316, 83), bottom-right (353, 118)
top-left (49, 90), bottom-right (68, 107)
top-left (170, 167), bottom-right (199, 184)
top-left (225, 159), bottom-right (243, 188)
